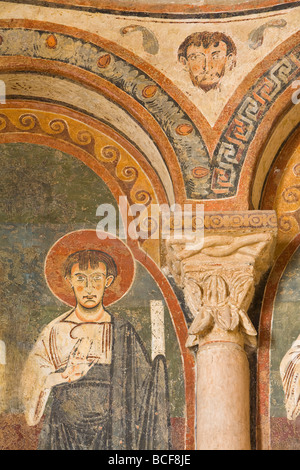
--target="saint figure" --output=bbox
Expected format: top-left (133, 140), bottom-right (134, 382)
top-left (22, 230), bottom-right (170, 450)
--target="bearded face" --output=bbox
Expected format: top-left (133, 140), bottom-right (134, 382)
top-left (179, 39), bottom-right (236, 92)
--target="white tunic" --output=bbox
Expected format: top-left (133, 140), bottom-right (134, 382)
top-left (21, 309), bottom-right (112, 426)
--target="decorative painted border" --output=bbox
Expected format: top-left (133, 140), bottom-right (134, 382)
top-left (0, 21), bottom-right (299, 204)
top-left (1, 0), bottom-right (299, 17)
top-left (0, 26), bottom-right (212, 200)
top-left (0, 104), bottom-right (162, 208)
top-left (211, 43), bottom-right (300, 197)
top-left (0, 100), bottom-right (168, 261)
top-left (161, 210), bottom-right (277, 233)
top-left (261, 127), bottom-right (300, 210)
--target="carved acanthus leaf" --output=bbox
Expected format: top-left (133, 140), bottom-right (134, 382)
top-left (184, 274), bottom-right (257, 347)
top-left (238, 308), bottom-right (257, 337)
top-left (163, 219), bottom-right (277, 350)
top-left (213, 304), bottom-right (240, 331)
top-left (188, 308), bottom-right (214, 336)
top-left (184, 278), bottom-right (202, 319)
top-left (230, 274), bottom-right (255, 310)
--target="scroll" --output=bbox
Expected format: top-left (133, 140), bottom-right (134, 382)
top-left (150, 300), bottom-right (165, 361)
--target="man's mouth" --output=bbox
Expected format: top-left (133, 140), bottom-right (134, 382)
top-left (200, 72), bottom-right (218, 80)
top-left (83, 295), bottom-right (97, 301)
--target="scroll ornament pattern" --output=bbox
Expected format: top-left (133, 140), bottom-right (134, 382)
top-left (278, 162), bottom-right (300, 237)
top-left (0, 27), bottom-right (211, 199)
top-left (0, 108), bottom-right (155, 210)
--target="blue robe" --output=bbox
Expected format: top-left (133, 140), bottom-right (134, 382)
top-left (38, 316), bottom-right (171, 450)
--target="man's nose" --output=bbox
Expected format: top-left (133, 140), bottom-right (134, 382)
top-left (203, 56), bottom-right (213, 71)
top-left (85, 277), bottom-right (93, 291)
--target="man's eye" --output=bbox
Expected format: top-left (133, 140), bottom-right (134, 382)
top-left (188, 54), bottom-right (204, 61)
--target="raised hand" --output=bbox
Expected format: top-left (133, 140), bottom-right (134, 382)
top-left (44, 338), bottom-right (98, 389)
top-left (61, 337), bottom-right (97, 383)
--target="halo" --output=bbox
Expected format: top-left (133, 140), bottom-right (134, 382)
top-left (44, 230), bottom-right (135, 307)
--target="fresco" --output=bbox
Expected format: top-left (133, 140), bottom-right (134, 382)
top-left (0, 23), bottom-right (298, 201)
top-left (248, 19), bottom-right (287, 50)
top-left (178, 32), bottom-right (237, 92)
top-left (0, 143), bottom-right (185, 450)
top-left (269, 244), bottom-right (300, 449)
top-left (0, 0), bottom-right (299, 452)
top-left (120, 25), bottom-right (159, 55)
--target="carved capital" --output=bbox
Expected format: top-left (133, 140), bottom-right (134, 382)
top-left (161, 211), bottom-right (277, 349)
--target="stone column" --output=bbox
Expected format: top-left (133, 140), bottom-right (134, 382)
top-left (161, 211), bottom-right (277, 450)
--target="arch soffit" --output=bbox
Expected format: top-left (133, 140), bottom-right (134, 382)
top-left (253, 102), bottom-right (300, 209)
top-left (259, 125), bottom-right (300, 258)
top-left (1, 71), bottom-right (175, 206)
top-left (0, 101), bottom-right (166, 204)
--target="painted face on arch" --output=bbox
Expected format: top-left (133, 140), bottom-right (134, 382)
top-left (184, 41), bottom-right (231, 91)
top-left (68, 262), bottom-right (114, 309)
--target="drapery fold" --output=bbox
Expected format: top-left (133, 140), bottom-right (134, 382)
top-left (35, 315), bottom-right (170, 450)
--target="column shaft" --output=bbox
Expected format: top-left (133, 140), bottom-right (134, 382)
top-left (161, 210), bottom-right (277, 450)
top-left (196, 342), bottom-right (250, 450)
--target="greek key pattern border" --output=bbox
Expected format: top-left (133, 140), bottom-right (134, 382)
top-left (0, 27), bottom-right (299, 200)
top-left (211, 45), bottom-right (300, 197)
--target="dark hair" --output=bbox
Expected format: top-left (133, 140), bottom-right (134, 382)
top-left (178, 31), bottom-right (237, 61)
top-left (64, 250), bottom-right (118, 279)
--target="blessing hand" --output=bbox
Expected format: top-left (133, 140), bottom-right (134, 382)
top-left (61, 337), bottom-right (97, 383)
